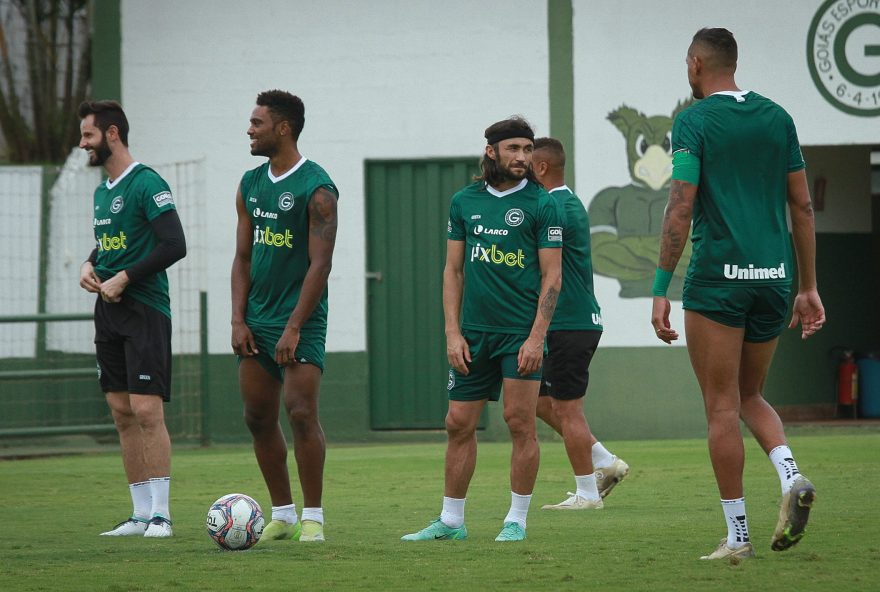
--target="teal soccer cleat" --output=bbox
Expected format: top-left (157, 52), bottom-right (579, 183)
top-left (401, 519), bottom-right (467, 541)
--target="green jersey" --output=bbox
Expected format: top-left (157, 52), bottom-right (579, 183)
top-left (92, 162), bottom-right (176, 317)
top-left (447, 179), bottom-right (564, 334)
top-left (240, 157), bottom-right (338, 332)
top-left (547, 186), bottom-right (602, 331)
top-left (672, 91), bottom-right (805, 287)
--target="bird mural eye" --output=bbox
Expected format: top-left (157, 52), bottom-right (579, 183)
top-left (662, 131), bottom-right (672, 154)
top-left (635, 133), bottom-right (648, 157)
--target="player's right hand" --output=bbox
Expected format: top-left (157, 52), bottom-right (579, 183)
top-left (79, 261), bottom-right (102, 293)
top-left (651, 296), bottom-right (679, 344)
top-left (231, 321), bottom-right (259, 356)
top-left (446, 331), bottom-right (471, 375)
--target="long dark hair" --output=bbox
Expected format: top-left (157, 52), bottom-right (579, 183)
top-left (475, 116), bottom-right (538, 186)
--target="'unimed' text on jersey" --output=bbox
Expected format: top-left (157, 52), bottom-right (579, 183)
top-left (673, 91), bottom-right (805, 287)
top-left (92, 162), bottom-right (176, 317)
top-left (241, 157), bottom-right (338, 332)
top-left (447, 179), bottom-right (564, 334)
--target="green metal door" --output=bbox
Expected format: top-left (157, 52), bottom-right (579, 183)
top-left (366, 158), bottom-right (478, 429)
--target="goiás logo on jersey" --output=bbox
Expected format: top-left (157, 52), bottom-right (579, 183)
top-left (470, 242), bottom-right (525, 268)
top-left (504, 208), bottom-right (524, 227)
top-left (253, 224), bottom-right (293, 248)
top-left (278, 192), bottom-right (295, 211)
top-left (110, 196), bottom-right (124, 213)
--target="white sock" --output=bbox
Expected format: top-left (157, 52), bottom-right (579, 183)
top-left (769, 445), bottom-right (801, 494)
top-left (574, 474), bottom-right (601, 501)
top-left (592, 442), bottom-right (615, 469)
top-left (148, 477), bottom-right (170, 520)
top-left (301, 507), bottom-right (324, 525)
top-left (271, 503), bottom-right (298, 525)
top-left (721, 497), bottom-right (750, 548)
top-left (129, 481), bottom-right (151, 521)
top-left (503, 492), bottom-right (532, 529)
top-left (440, 496), bottom-right (466, 528)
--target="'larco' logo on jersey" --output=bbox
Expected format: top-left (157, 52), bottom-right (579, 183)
top-left (807, 1), bottom-right (880, 116)
top-left (723, 262), bottom-right (786, 280)
top-left (447, 369), bottom-right (455, 390)
top-left (504, 208), bottom-right (524, 227)
top-left (110, 196), bottom-right (124, 213)
top-left (474, 224), bottom-right (509, 236)
top-left (278, 192), bottom-right (295, 211)
top-left (470, 242), bottom-right (525, 268)
top-left (253, 207), bottom-right (278, 220)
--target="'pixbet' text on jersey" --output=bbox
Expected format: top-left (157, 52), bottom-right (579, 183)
top-left (470, 242), bottom-right (525, 268)
top-left (253, 224), bottom-right (293, 248)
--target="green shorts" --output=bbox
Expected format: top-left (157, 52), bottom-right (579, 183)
top-left (682, 282), bottom-right (791, 343)
top-left (238, 325), bottom-right (326, 383)
top-left (447, 330), bottom-right (543, 402)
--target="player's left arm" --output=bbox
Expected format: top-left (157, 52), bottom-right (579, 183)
top-left (99, 210), bottom-right (187, 303)
top-left (518, 246), bottom-right (561, 375)
top-left (275, 186), bottom-right (338, 365)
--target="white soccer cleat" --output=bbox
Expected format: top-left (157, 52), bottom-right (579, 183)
top-left (595, 457), bottom-right (630, 498)
top-left (100, 518), bottom-right (149, 536)
top-left (143, 516), bottom-right (173, 538)
top-left (541, 492), bottom-right (604, 510)
top-left (700, 538), bottom-right (755, 561)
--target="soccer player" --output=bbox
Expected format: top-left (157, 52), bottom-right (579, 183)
top-left (651, 28), bottom-right (824, 560)
top-left (231, 90), bottom-right (338, 543)
top-left (401, 117), bottom-right (563, 542)
top-left (530, 138), bottom-right (629, 510)
top-left (77, 100), bottom-right (187, 537)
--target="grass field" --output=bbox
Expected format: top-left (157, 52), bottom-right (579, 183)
top-left (2, 429), bottom-right (879, 591)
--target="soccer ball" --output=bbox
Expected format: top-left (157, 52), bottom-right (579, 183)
top-left (206, 493), bottom-right (265, 551)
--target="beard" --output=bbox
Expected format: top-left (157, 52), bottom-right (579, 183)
top-left (499, 161), bottom-right (527, 181)
top-left (87, 137), bottom-right (113, 167)
top-left (250, 139), bottom-right (277, 158)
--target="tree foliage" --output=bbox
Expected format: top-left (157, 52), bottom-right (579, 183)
top-left (0, 0), bottom-right (90, 163)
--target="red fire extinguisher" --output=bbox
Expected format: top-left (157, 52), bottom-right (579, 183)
top-left (837, 350), bottom-right (858, 418)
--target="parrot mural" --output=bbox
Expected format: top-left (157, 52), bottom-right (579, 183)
top-left (589, 100), bottom-right (693, 300)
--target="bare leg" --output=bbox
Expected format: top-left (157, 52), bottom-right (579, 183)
top-left (502, 378), bottom-right (540, 494)
top-left (106, 391), bottom-right (148, 483)
top-left (239, 358), bottom-right (291, 506)
top-left (536, 396), bottom-right (598, 449)
top-left (550, 398), bottom-right (594, 475)
top-left (738, 338), bottom-right (788, 454)
top-left (283, 363), bottom-right (325, 508)
top-left (129, 394), bottom-right (171, 477)
top-left (444, 400), bottom-right (486, 498)
top-left (685, 311), bottom-right (746, 500)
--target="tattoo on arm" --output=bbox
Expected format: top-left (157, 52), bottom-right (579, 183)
top-left (659, 180), bottom-right (693, 269)
top-left (309, 187), bottom-right (338, 243)
top-left (540, 286), bottom-right (559, 321)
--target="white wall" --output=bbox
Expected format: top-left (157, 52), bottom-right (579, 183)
top-left (120, 0), bottom-right (550, 354)
top-left (572, 0), bottom-right (878, 346)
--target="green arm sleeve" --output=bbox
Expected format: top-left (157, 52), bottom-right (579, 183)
top-left (671, 149), bottom-right (700, 186)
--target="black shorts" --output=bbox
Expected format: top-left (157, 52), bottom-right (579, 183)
top-left (539, 330), bottom-right (602, 400)
top-left (94, 296), bottom-right (172, 400)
